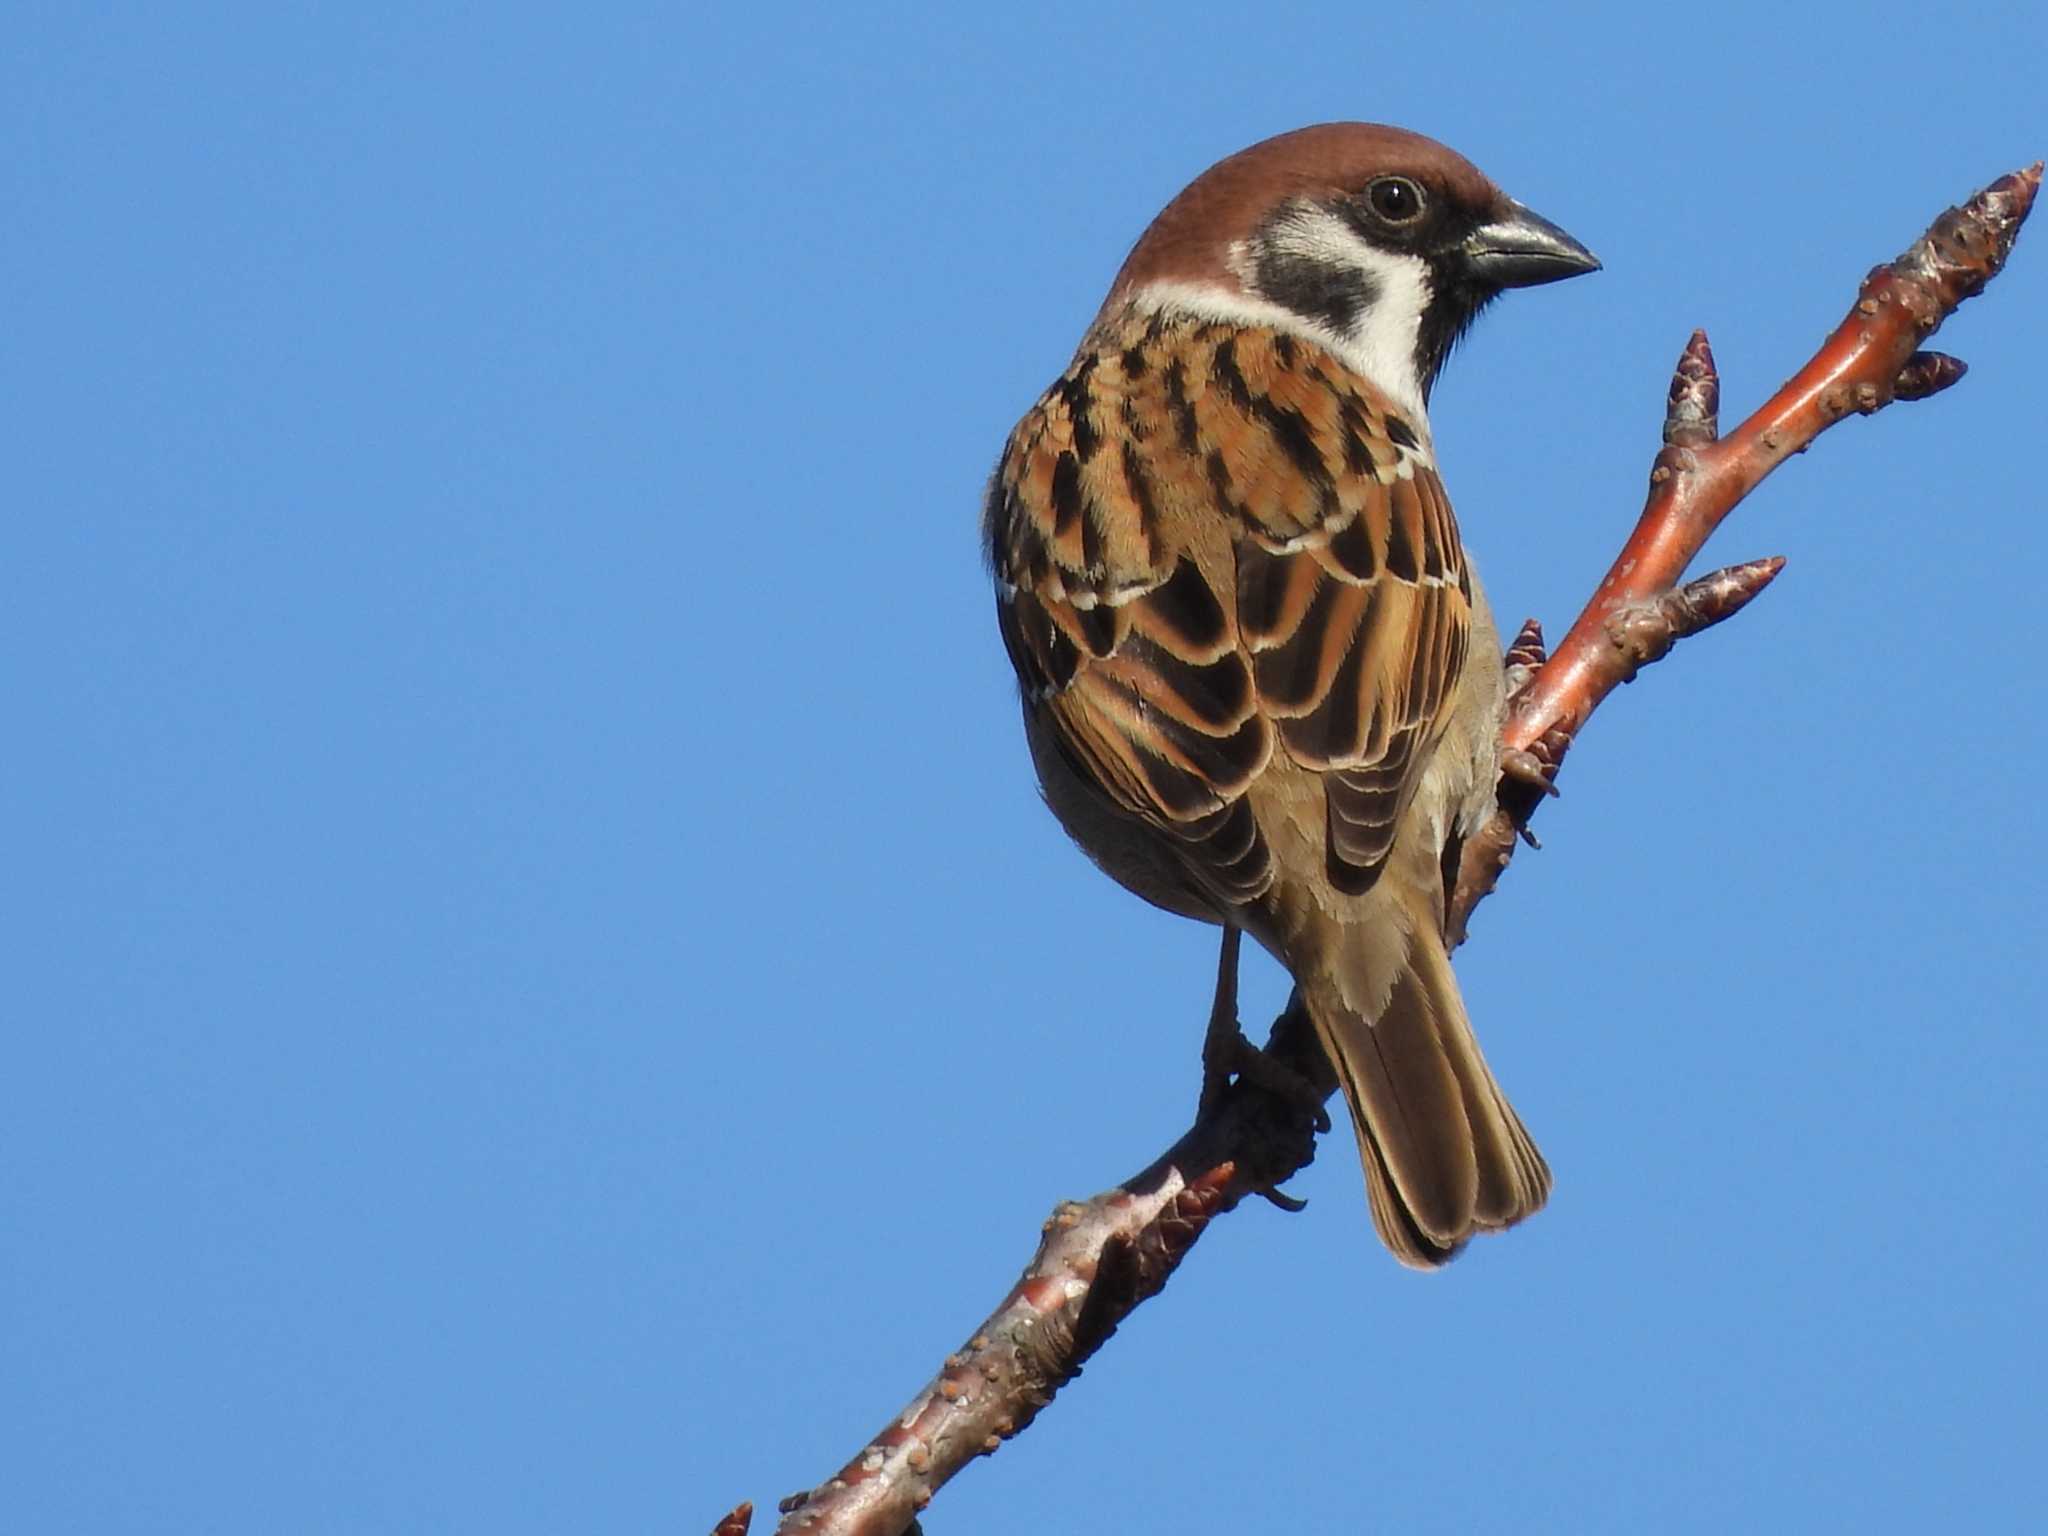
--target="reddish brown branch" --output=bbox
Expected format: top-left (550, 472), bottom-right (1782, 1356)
top-left (768, 1168), bottom-right (1235, 1536)
top-left (719, 161), bottom-right (2038, 1536)
top-left (1448, 162), bottom-right (2039, 941)
top-left (764, 1001), bottom-right (1330, 1536)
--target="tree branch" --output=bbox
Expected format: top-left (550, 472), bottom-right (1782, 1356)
top-left (718, 160), bottom-right (2039, 1536)
top-left (1450, 161), bottom-right (2039, 939)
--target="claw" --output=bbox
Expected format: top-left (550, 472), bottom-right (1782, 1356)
top-left (1206, 1026), bottom-right (1332, 1132)
top-left (1256, 1185), bottom-right (1310, 1214)
top-left (1500, 747), bottom-right (1560, 798)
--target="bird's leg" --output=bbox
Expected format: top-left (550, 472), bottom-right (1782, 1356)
top-left (1197, 924), bottom-right (1246, 1118)
top-left (1197, 925), bottom-right (1331, 1138)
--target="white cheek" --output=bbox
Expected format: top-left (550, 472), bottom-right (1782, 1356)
top-left (1244, 207), bottom-right (1433, 423)
top-left (1332, 250), bottom-right (1430, 420)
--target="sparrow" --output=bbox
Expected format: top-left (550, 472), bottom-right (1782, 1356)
top-left (984, 123), bottom-right (1599, 1268)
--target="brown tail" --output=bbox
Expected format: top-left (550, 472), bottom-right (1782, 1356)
top-left (1303, 919), bottom-right (1549, 1269)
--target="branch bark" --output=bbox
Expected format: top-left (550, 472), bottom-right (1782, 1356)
top-left (719, 160), bottom-right (2040, 1536)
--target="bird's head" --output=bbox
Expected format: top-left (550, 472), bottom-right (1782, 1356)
top-left (1100, 123), bottom-right (1600, 420)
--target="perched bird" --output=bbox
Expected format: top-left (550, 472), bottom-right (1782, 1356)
top-left (984, 123), bottom-right (1598, 1267)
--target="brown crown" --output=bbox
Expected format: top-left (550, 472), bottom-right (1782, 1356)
top-left (1103, 123), bottom-right (1506, 306)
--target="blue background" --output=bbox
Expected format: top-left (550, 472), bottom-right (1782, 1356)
top-left (8, 4), bottom-right (2044, 1531)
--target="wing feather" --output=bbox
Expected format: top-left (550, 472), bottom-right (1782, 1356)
top-left (987, 312), bottom-right (1473, 910)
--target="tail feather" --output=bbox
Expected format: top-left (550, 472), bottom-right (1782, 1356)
top-left (1306, 918), bottom-right (1549, 1270)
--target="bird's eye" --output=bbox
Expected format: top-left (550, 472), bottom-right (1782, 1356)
top-left (1366, 177), bottom-right (1425, 224)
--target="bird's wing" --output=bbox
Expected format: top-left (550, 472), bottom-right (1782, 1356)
top-left (988, 314), bottom-right (1471, 905)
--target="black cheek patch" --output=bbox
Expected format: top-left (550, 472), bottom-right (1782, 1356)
top-left (1253, 247), bottom-right (1380, 338)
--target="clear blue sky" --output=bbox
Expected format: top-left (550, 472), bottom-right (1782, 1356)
top-left (7, 4), bottom-right (2044, 1532)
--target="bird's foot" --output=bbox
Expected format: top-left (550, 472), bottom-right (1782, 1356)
top-left (1498, 744), bottom-right (1562, 848)
top-left (1196, 925), bottom-right (1328, 1215)
top-left (1199, 1022), bottom-right (1333, 1135)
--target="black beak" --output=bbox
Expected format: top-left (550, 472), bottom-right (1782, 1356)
top-left (1463, 199), bottom-right (1601, 288)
